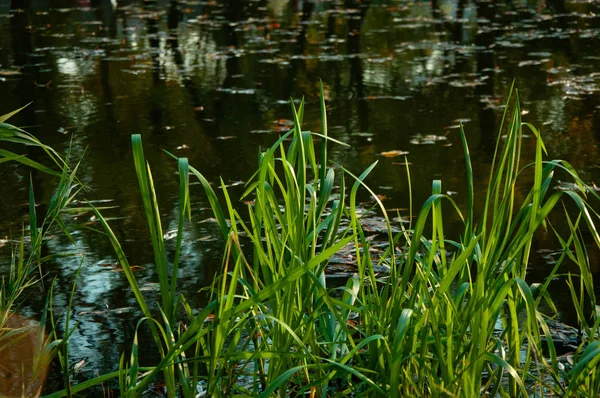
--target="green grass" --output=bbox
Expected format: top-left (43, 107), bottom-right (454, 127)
top-left (2, 84), bottom-right (600, 397)
top-left (0, 107), bottom-right (83, 396)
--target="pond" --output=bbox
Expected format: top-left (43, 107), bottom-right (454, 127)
top-left (1, 0), bottom-right (600, 390)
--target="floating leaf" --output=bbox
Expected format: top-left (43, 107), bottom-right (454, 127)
top-left (410, 134), bottom-right (448, 145)
top-left (380, 150), bottom-right (409, 158)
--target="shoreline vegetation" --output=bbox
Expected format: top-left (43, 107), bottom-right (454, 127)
top-left (1, 84), bottom-right (600, 397)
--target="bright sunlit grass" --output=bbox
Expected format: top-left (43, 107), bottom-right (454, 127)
top-left (2, 84), bottom-right (600, 397)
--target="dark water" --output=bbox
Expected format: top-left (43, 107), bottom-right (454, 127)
top-left (1, 0), bottom-right (600, 388)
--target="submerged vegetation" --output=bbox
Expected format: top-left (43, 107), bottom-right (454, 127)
top-left (1, 84), bottom-right (600, 397)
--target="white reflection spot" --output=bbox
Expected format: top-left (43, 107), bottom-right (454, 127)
top-left (56, 57), bottom-right (79, 76)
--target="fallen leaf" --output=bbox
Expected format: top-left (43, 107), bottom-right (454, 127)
top-left (380, 150), bottom-right (409, 158)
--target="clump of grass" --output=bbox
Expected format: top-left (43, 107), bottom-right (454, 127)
top-left (22, 83), bottom-right (600, 397)
top-left (0, 107), bottom-right (86, 397)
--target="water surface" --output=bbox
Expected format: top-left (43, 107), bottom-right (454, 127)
top-left (1, 0), bottom-right (600, 388)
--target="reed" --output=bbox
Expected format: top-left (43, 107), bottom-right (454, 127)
top-left (0, 107), bottom-right (80, 397)
top-left (3, 82), bottom-right (600, 397)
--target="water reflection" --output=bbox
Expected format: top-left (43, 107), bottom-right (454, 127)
top-left (1, 0), bottom-right (599, 387)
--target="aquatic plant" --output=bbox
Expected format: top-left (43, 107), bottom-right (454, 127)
top-left (76, 83), bottom-right (597, 397)
top-left (3, 82), bottom-right (600, 397)
top-left (0, 107), bottom-right (82, 397)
